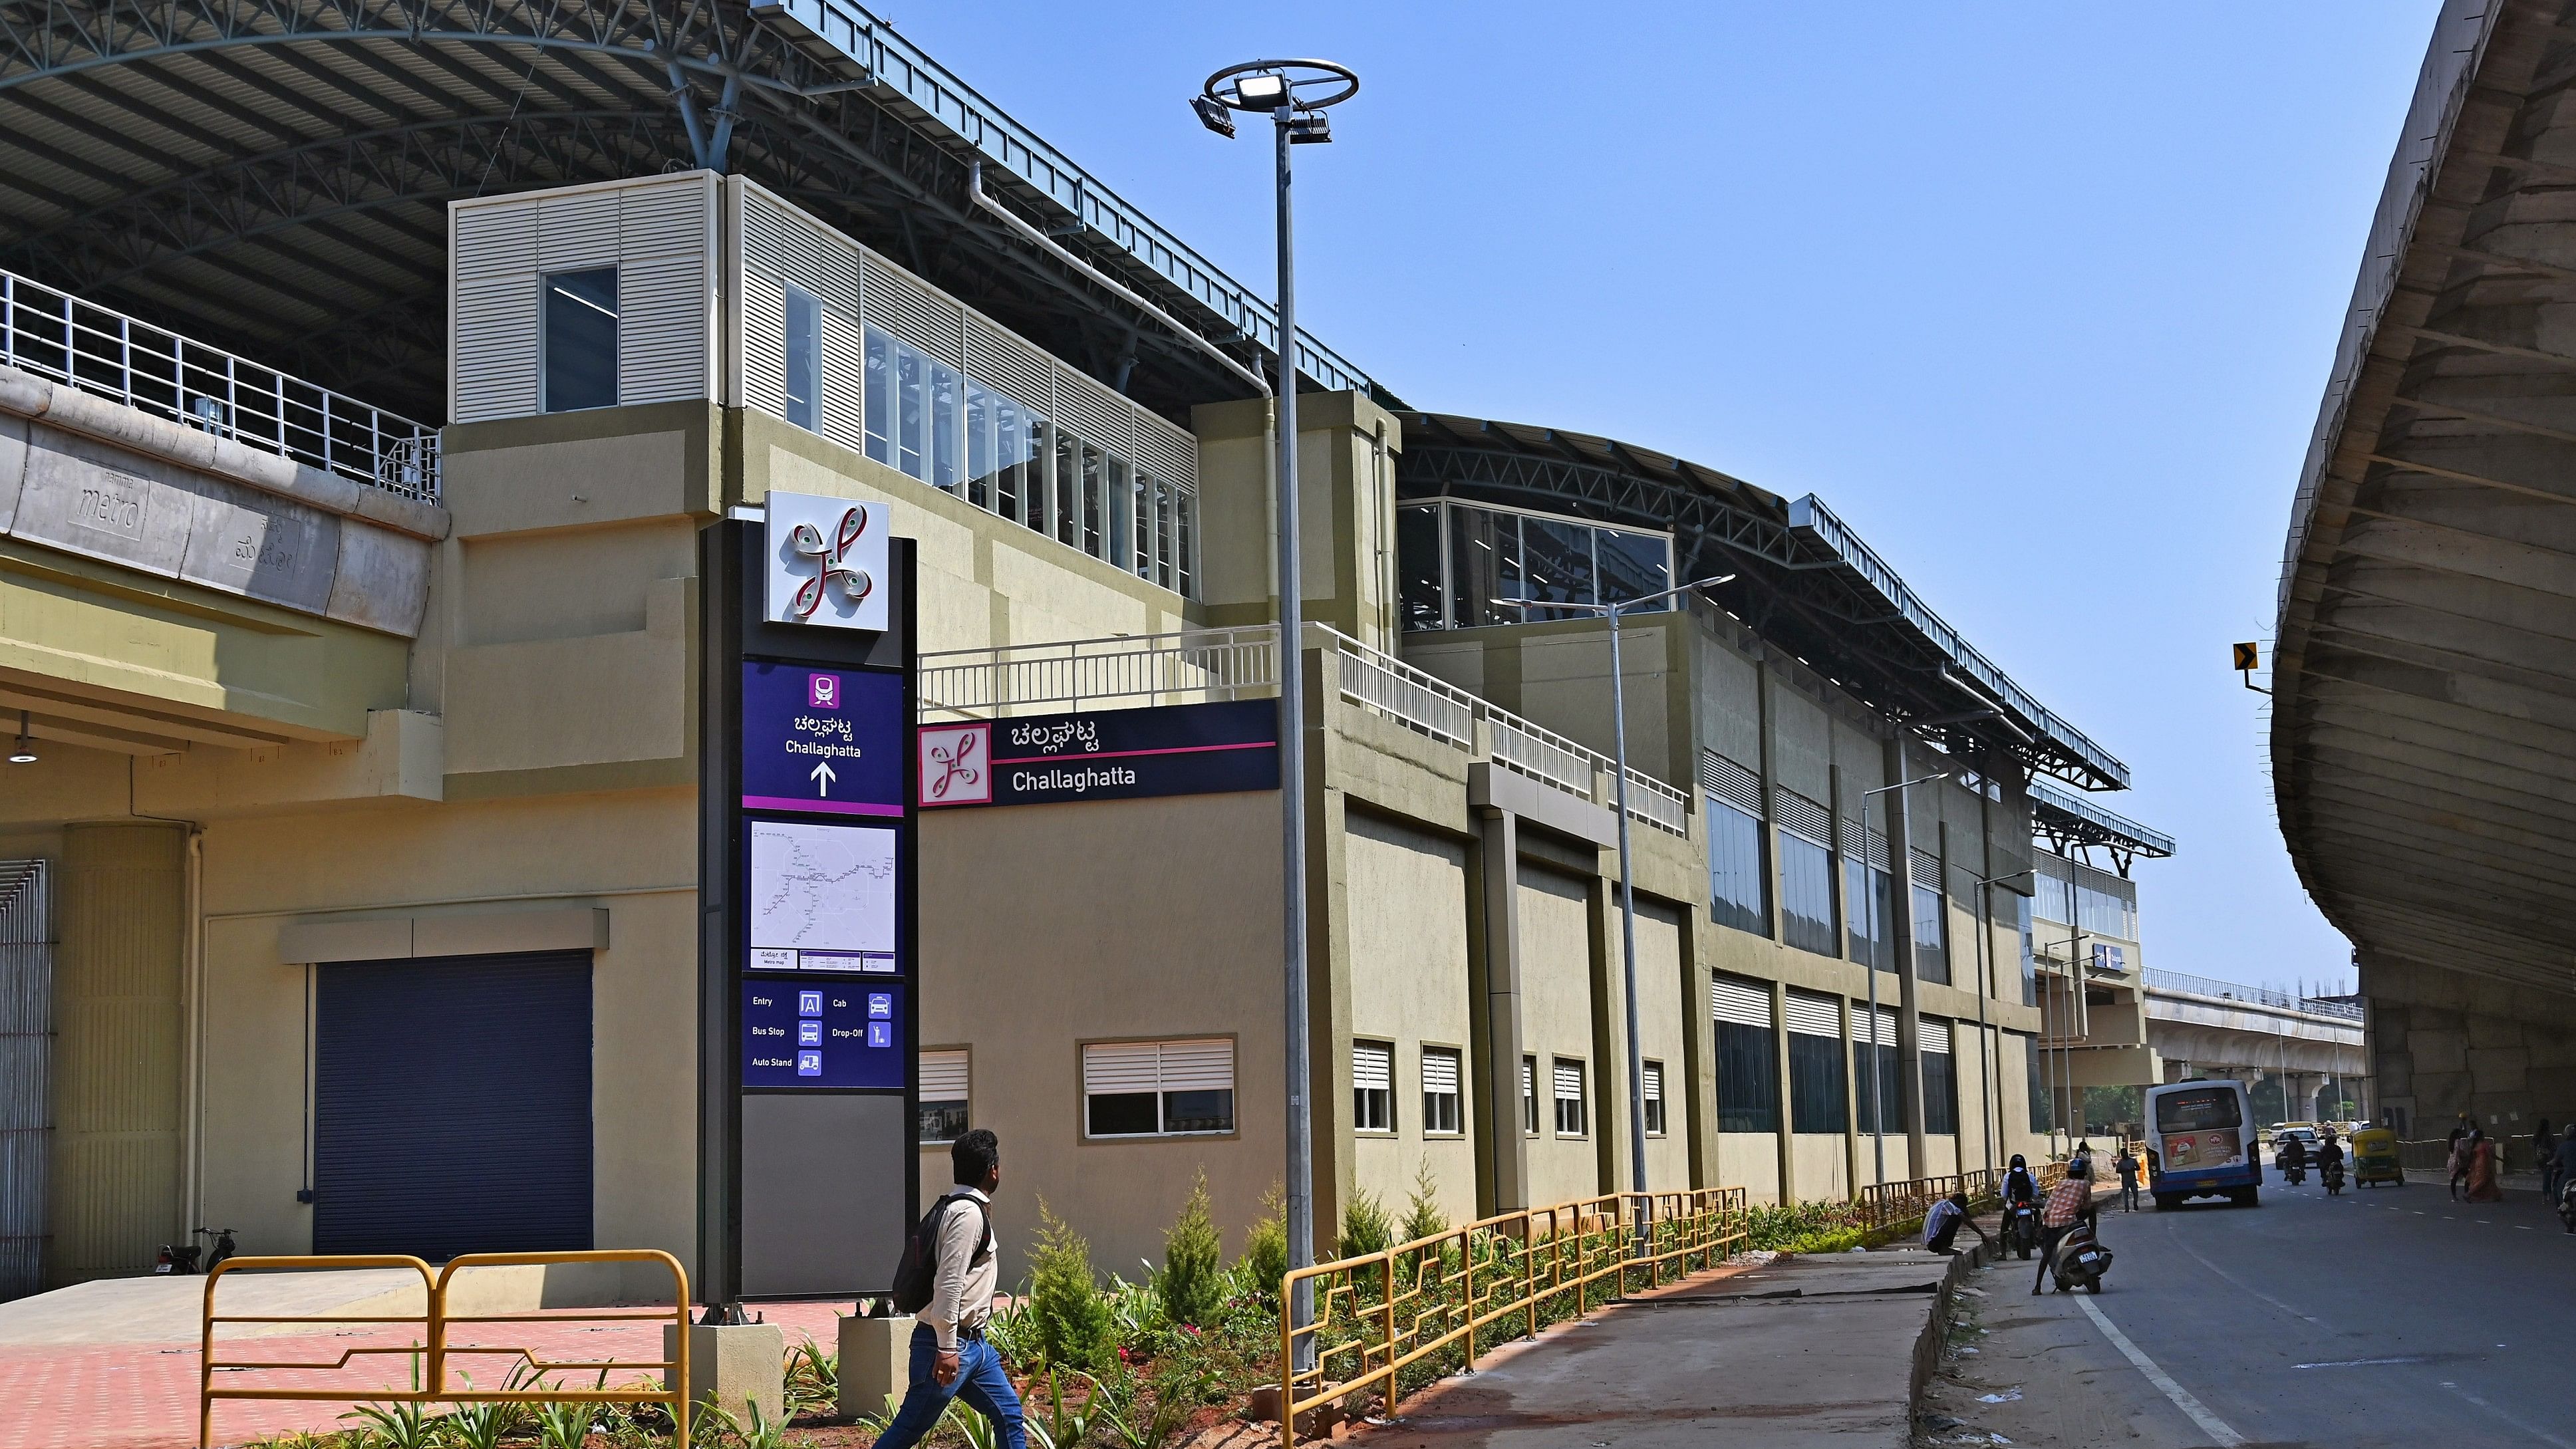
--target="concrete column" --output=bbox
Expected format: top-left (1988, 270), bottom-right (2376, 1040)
top-left (1883, 737), bottom-right (1927, 1181)
top-left (1586, 858), bottom-right (1622, 1197)
top-left (1837, 995), bottom-right (1860, 1200)
top-left (1467, 807), bottom-right (1528, 1214)
top-left (1771, 979), bottom-right (1796, 1204)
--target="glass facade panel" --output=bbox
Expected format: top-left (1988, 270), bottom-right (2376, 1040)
top-left (1447, 504), bottom-right (1514, 628)
top-left (1519, 515), bottom-right (1594, 620)
top-left (930, 361), bottom-right (960, 492)
top-left (964, 384), bottom-right (994, 509)
top-left (1922, 1051), bottom-right (1959, 1135)
top-left (2027, 1042), bottom-right (2053, 1134)
top-left (1778, 831), bottom-right (1836, 956)
top-left (782, 285), bottom-right (820, 432)
top-left (1595, 525), bottom-right (1672, 607)
top-left (2017, 894), bottom-right (2037, 1007)
top-left (1398, 505), bottom-right (1445, 630)
top-left (1788, 1031), bottom-right (1847, 1134)
top-left (1912, 882), bottom-right (1949, 984)
top-left (1107, 460), bottom-right (1133, 573)
top-left (1707, 799), bottom-right (1768, 934)
top-left (896, 343), bottom-right (925, 478)
top-left (1402, 499), bottom-right (1673, 630)
top-left (1853, 1041), bottom-right (1902, 1134)
top-left (1715, 1021), bottom-right (1779, 1132)
top-left (540, 267), bottom-right (618, 413)
top-left (1845, 860), bottom-right (1894, 970)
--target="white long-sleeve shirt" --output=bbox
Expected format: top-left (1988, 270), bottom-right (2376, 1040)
top-left (921, 1187), bottom-right (997, 1351)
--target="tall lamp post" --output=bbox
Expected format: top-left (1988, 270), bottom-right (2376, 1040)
top-left (1860, 771), bottom-right (1949, 1188)
top-left (1194, 59), bottom-right (1358, 1371)
top-left (1963, 866), bottom-right (2034, 1175)
top-left (1499, 573), bottom-right (1733, 1204)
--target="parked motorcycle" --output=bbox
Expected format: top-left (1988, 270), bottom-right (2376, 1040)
top-left (2005, 1202), bottom-right (2039, 1259)
top-left (2045, 1219), bottom-right (2113, 1295)
top-left (152, 1227), bottom-right (238, 1275)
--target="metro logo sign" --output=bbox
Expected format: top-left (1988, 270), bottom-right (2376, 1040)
top-left (765, 491), bottom-right (890, 632)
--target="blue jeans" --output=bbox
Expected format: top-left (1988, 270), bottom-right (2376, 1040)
top-left (871, 1325), bottom-right (1026, 1449)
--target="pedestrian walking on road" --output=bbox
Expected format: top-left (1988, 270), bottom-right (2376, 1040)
top-left (873, 1128), bottom-right (1026, 1449)
top-left (2448, 1128), bottom-right (2473, 1201)
top-left (2115, 1144), bottom-right (2141, 1212)
top-left (2532, 1120), bottom-right (2557, 1199)
top-left (2465, 1130), bottom-right (2504, 1204)
top-left (2032, 1161), bottom-right (2094, 1294)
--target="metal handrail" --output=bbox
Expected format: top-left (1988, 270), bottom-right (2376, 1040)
top-left (2143, 968), bottom-right (2364, 1021)
top-left (919, 624), bottom-right (1278, 718)
top-left (1278, 1188), bottom-right (1748, 1447)
top-left (198, 1249), bottom-right (690, 1448)
top-left (0, 269), bottom-right (440, 502)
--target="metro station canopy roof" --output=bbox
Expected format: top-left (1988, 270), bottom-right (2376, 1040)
top-left (1397, 412), bottom-right (2134, 792)
top-left (0, 0), bottom-right (1390, 426)
top-left (2275, 0), bottom-right (2576, 995)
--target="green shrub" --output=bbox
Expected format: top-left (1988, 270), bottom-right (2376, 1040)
top-left (1157, 1170), bottom-right (1226, 1328)
top-left (1399, 1157), bottom-right (1448, 1245)
top-left (1029, 1198), bottom-right (1114, 1371)
top-left (1235, 1182), bottom-right (1289, 1303)
top-left (1338, 1187), bottom-right (1394, 1259)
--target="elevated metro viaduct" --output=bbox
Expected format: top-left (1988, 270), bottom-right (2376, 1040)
top-left (2277, 0), bottom-right (2576, 1142)
top-left (0, 0), bottom-right (2144, 1297)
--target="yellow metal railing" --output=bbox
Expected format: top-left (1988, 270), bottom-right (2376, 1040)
top-left (1277, 1188), bottom-right (1747, 1448)
top-left (1860, 1162), bottom-right (2067, 1231)
top-left (198, 1249), bottom-right (692, 1449)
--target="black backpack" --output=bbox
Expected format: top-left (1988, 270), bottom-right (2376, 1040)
top-left (891, 1192), bottom-right (992, 1315)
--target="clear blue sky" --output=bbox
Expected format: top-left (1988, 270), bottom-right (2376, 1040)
top-left (891, 3), bottom-right (2442, 995)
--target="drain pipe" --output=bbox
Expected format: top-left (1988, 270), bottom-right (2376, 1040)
top-left (967, 162), bottom-right (1272, 399)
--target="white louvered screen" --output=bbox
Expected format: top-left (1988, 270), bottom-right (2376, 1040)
top-left (1352, 1041), bottom-right (1392, 1092)
top-left (1553, 1061), bottom-right (1584, 1101)
top-left (736, 184), bottom-right (867, 452)
top-left (1772, 789), bottom-right (1832, 847)
top-left (965, 315), bottom-right (1054, 413)
top-left (1081, 1041), bottom-right (1161, 1095)
top-left (616, 179), bottom-right (713, 406)
top-left (819, 310), bottom-right (867, 453)
top-left (1155, 1038), bottom-right (1234, 1091)
top-left (1711, 975), bottom-right (1775, 1028)
top-left (1784, 989), bottom-right (1840, 1039)
top-left (1920, 1017), bottom-right (1953, 1055)
top-left (537, 190), bottom-right (619, 269)
top-left (1699, 751), bottom-right (1762, 815)
top-left (1840, 820), bottom-right (1889, 871)
top-left (1054, 367), bottom-right (1129, 454)
top-left (737, 272), bottom-right (787, 418)
top-left (1643, 1061), bottom-right (1664, 1103)
top-left (1421, 1048), bottom-right (1460, 1097)
top-left (863, 256), bottom-right (964, 366)
top-left (1521, 1059), bottom-right (1534, 1096)
top-left (1847, 1004), bottom-right (1898, 1048)
top-left (1132, 410), bottom-right (1200, 488)
top-left (1911, 848), bottom-right (1943, 883)
top-left (921, 1049), bottom-right (970, 1098)
top-left (450, 199), bottom-right (540, 422)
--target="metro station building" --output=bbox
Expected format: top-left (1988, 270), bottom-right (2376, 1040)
top-left (0, 6), bottom-right (2149, 1295)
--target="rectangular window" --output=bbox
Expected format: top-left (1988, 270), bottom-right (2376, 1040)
top-left (1398, 503), bottom-right (1445, 632)
top-left (919, 1049), bottom-right (969, 1144)
top-left (1421, 1047), bottom-right (1463, 1136)
top-left (2025, 1035), bottom-right (2053, 1134)
top-left (929, 360), bottom-right (961, 492)
top-left (1175, 490), bottom-right (1197, 598)
top-left (1352, 1040), bottom-right (1393, 1134)
top-left (540, 267), bottom-right (618, 413)
top-left (1707, 799), bottom-right (1769, 934)
top-left (1521, 1055), bottom-right (1538, 1136)
top-left (1713, 976), bottom-right (1779, 1133)
top-left (2017, 894), bottom-right (2037, 1007)
top-left (1082, 1038), bottom-right (1234, 1138)
top-left (1108, 460), bottom-right (1134, 573)
top-left (1920, 1023), bottom-right (1958, 1136)
top-left (1079, 440), bottom-right (1106, 557)
top-left (1156, 479), bottom-right (1179, 590)
top-left (964, 383), bottom-right (995, 509)
top-left (1552, 1058), bottom-right (1587, 1136)
top-left (1777, 830), bottom-right (1837, 956)
top-left (1845, 859), bottom-right (1894, 970)
top-left (1054, 428), bottom-right (1079, 545)
top-left (896, 343), bottom-right (925, 479)
top-left (782, 285), bottom-right (821, 432)
top-left (1851, 1007), bottom-right (1900, 1135)
top-left (1133, 469), bottom-right (1158, 579)
top-left (1643, 1060), bottom-right (1666, 1136)
top-left (1785, 990), bottom-right (1845, 1134)
top-left (1912, 881), bottom-right (1949, 984)
top-left (863, 327), bottom-right (892, 465)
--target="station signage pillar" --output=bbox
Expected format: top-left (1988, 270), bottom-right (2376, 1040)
top-left (699, 493), bottom-right (917, 1303)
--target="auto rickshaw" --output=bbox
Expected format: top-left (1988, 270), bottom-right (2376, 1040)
top-left (2353, 1126), bottom-right (2404, 1188)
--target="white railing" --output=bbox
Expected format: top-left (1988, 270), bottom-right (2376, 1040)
top-left (1324, 627), bottom-right (1475, 748)
top-left (2145, 968), bottom-right (2364, 1022)
top-left (0, 269), bottom-right (440, 503)
top-left (1623, 771), bottom-right (1690, 837)
top-left (1489, 713), bottom-right (1594, 796)
top-left (919, 624), bottom-right (1277, 718)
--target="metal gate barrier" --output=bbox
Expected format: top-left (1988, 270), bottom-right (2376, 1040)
top-left (198, 1249), bottom-right (690, 1448)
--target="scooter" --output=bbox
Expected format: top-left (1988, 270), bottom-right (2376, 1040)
top-left (2322, 1160), bottom-right (2345, 1197)
top-left (2046, 1219), bottom-right (2113, 1295)
top-left (2557, 1178), bottom-right (2576, 1235)
top-left (2005, 1201), bottom-right (2039, 1259)
top-left (152, 1227), bottom-right (238, 1275)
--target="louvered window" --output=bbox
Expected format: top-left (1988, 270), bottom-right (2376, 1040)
top-left (1521, 1056), bottom-right (1539, 1136)
top-left (1852, 1004), bottom-right (1902, 1134)
top-left (1786, 989), bottom-right (1847, 1134)
top-left (1552, 1058), bottom-right (1587, 1136)
top-left (1643, 1060), bottom-right (1667, 1136)
top-left (919, 1049), bottom-right (969, 1144)
top-left (1921, 1018), bottom-right (1959, 1136)
top-left (1420, 1047), bottom-right (1463, 1136)
top-left (1083, 1039), bottom-right (1234, 1138)
top-left (1353, 1041), bottom-right (1393, 1133)
top-left (1713, 975), bottom-right (1779, 1134)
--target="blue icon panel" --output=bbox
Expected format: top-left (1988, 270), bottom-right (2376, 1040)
top-left (742, 980), bottom-right (905, 1089)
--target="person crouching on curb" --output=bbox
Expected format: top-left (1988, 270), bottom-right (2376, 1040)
top-left (2032, 1160), bottom-right (2094, 1295)
top-left (874, 1128), bottom-right (1026, 1449)
top-left (1922, 1191), bottom-right (1991, 1256)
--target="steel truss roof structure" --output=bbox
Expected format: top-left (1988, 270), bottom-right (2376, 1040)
top-left (2031, 779), bottom-right (2174, 876)
top-left (0, 0), bottom-right (1393, 426)
top-left (1396, 411), bottom-right (2132, 792)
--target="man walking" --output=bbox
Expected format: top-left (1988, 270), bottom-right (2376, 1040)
top-left (874, 1128), bottom-right (1025, 1449)
top-left (2114, 1143), bottom-right (2142, 1212)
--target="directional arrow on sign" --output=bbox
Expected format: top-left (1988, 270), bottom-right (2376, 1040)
top-left (810, 761), bottom-right (837, 796)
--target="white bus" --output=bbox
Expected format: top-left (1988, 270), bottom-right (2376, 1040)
top-left (2146, 1078), bottom-right (2262, 1208)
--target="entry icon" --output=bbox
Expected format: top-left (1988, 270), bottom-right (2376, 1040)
top-left (797, 990), bottom-right (823, 1017)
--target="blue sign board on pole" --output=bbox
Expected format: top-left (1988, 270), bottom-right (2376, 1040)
top-left (742, 662), bottom-right (906, 817)
top-left (916, 699), bottom-right (1278, 809)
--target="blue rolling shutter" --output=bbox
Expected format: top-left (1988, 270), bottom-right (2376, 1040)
top-left (313, 952), bottom-right (593, 1259)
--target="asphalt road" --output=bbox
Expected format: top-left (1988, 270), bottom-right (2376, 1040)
top-left (1930, 1175), bottom-right (2576, 1448)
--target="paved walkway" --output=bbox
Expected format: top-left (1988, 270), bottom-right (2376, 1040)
top-left (1348, 1250), bottom-right (1957, 1449)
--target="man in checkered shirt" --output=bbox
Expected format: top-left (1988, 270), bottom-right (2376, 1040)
top-left (2031, 1160), bottom-right (2096, 1294)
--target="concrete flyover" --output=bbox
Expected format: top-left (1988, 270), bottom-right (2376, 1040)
top-left (2273, 0), bottom-right (2576, 1140)
top-left (2140, 970), bottom-right (2366, 1122)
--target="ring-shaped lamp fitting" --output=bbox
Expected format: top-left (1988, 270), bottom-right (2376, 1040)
top-left (1202, 59), bottom-right (1360, 114)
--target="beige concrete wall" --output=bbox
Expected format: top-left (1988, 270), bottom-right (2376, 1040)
top-left (1517, 866), bottom-right (1604, 1206)
top-left (1717, 1134), bottom-right (1781, 1204)
top-left (1628, 902), bottom-right (1691, 1190)
top-left (1341, 809), bottom-right (1477, 1233)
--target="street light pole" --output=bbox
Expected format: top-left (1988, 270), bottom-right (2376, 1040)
top-left (1499, 574), bottom-right (1732, 1208)
top-left (1964, 867), bottom-right (2032, 1176)
top-left (1196, 60), bottom-right (1358, 1372)
top-left (1861, 770), bottom-right (1951, 1188)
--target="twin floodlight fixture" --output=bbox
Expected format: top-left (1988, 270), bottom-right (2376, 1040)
top-left (1193, 61), bottom-right (1359, 144)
